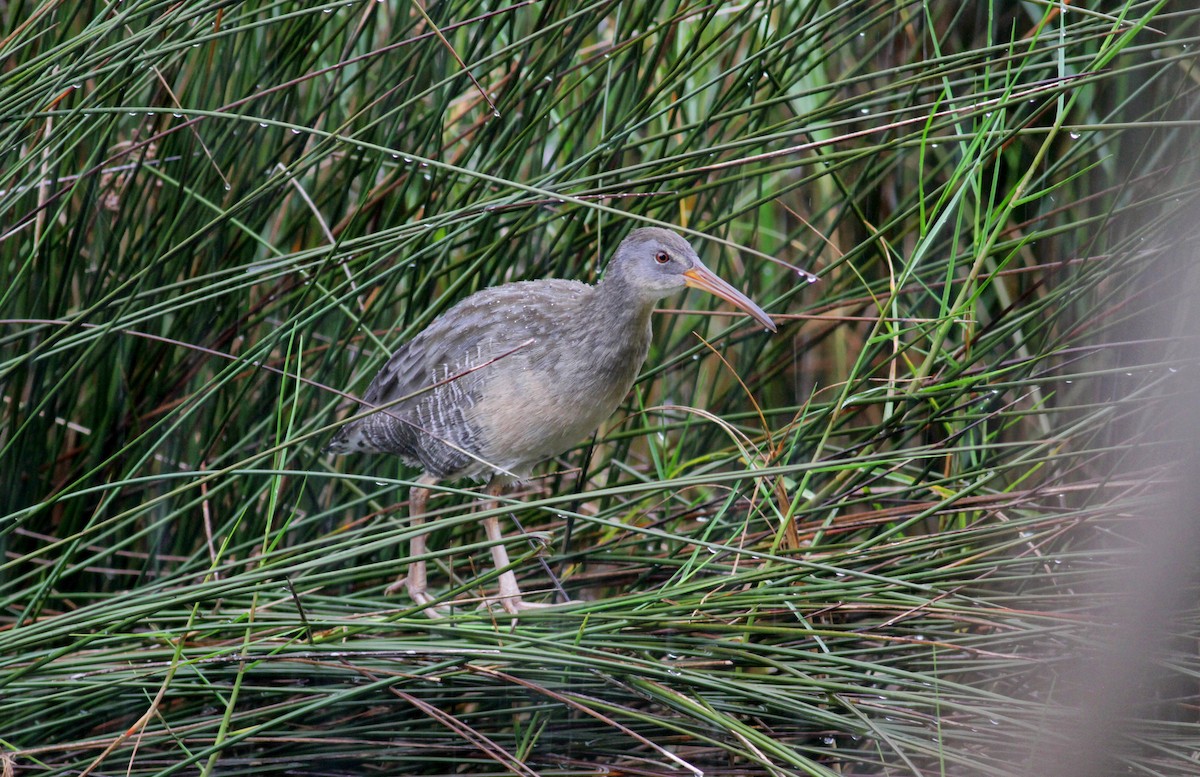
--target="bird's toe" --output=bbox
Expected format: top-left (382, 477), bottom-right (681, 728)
top-left (481, 594), bottom-right (568, 615)
top-left (385, 575), bottom-right (450, 617)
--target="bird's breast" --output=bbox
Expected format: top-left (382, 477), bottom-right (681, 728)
top-left (468, 318), bottom-right (652, 475)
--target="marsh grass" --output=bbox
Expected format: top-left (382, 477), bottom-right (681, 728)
top-left (2, 2), bottom-right (1200, 775)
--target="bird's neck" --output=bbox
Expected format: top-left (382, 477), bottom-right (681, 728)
top-left (591, 274), bottom-right (658, 334)
top-left (576, 274), bottom-right (657, 367)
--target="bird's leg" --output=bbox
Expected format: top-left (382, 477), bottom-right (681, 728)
top-left (385, 475), bottom-right (442, 614)
top-left (480, 481), bottom-right (554, 615)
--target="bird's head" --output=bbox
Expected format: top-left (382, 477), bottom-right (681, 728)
top-left (605, 227), bottom-right (777, 332)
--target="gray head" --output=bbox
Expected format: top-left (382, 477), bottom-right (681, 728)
top-left (603, 227), bottom-right (777, 331)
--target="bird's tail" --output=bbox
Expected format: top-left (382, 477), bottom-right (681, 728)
top-left (323, 424), bottom-right (355, 455)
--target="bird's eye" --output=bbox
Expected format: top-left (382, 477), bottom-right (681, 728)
top-left (654, 250), bottom-right (670, 264)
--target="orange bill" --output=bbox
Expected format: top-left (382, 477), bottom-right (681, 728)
top-left (683, 262), bottom-right (777, 332)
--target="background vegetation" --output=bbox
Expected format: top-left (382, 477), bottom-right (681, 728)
top-left (3, 1), bottom-right (1199, 774)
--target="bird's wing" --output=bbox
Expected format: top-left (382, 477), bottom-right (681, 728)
top-left (360, 278), bottom-right (591, 409)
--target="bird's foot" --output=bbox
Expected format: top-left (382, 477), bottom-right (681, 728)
top-left (480, 594), bottom-right (561, 615)
top-left (385, 575), bottom-right (448, 617)
top-left (481, 579), bottom-right (574, 615)
top-left (383, 576), bottom-right (407, 596)
top-left (477, 562), bottom-right (575, 614)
